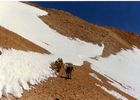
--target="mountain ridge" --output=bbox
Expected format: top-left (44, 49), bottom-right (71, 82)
top-left (22, 1), bottom-right (140, 57)
top-left (1, 1), bottom-right (139, 57)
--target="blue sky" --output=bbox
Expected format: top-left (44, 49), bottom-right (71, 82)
top-left (31, 1), bottom-right (140, 36)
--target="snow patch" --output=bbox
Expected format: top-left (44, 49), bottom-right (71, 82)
top-left (89, 73), bottom-right (102, 83)
top-left (0, 48), bottom-right (56, 98)
top-left (95, 84), bottom-right (128, 100)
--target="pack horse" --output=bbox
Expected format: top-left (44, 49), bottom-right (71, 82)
top-left (54, 58), bottom-right (76, 79)
top-left (63, 63), bottom-right (75, 79)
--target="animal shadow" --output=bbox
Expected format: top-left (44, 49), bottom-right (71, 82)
top-left (59, 76), bottom-right (70, 79)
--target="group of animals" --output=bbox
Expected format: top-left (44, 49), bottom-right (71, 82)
top-left (54, 58), bottom-right (75, 79)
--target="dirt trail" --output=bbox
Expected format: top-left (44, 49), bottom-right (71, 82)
top-left (100, 27), bottom-right (131, 49)
top-left (1, 62), bottom-right (136, 100)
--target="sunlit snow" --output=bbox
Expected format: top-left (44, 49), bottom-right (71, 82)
top-left (90, 47), bottom-right (140, 99)
top-left (95, 84), bottom-right (128, 100)
top-left (0, 48), bottom-right (57, 98)
top-left (0, 1), bottom-right (140, 100)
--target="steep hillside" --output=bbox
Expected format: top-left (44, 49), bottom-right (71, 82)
top-left (0, 26), bottom-right (50, 54)
top-left (0, 1), bottom-right (140, 100)
top-left (22, 2), bottom-right (140, 57)
top-left (22, 1), bottom-right (140, 57)
top-left (40, 9), bottom-right (140, 57)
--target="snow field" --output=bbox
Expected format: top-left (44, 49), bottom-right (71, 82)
top-left (90, 47), bottom-right (140, 99)
top-left (0, 1), bottom-right (104, 65)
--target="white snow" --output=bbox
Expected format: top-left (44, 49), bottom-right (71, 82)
top-left (0, 1), bottom-right (140, 100)
top-left (89, 73), bottom-right (103, 83)
top-left (95, 84), bottom-right (128, 100)
top-left (0, 48), bottom-right (56, 98)
top-left (90, 47), bottom-right (140, 99)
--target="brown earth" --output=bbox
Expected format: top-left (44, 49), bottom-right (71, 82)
top-left (0, 1), bottom-right (139, 100)
top-left (1, 62), bottom-right (136, 100)
top-left (0, 26), bottom-right (50, 54)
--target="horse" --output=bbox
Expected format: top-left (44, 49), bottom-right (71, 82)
top-left (63, 63), bottom-right (75, 79)
top-left (54, 58), bottom-right (63, 72)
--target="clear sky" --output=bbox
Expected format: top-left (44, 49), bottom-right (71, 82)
top-left (31, 1), bottom-right (140, 36)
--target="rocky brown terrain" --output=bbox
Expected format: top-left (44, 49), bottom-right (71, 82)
top-left (0, 1), bottom-right (139, 100)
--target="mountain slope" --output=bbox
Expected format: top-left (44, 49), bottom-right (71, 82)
top-left (0, 1), bottom-right (140, 100)
top-left (40, 8), bottom-right (140, 57)
top-left (21, 2), bottom-right (140, 57)
top-left (0, 26), bottom-right (50, 54)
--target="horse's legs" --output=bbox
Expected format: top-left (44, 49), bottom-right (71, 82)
top-left (58, 66), bottom-right (61, 72)
top-left (70, 72), bottom-right (71, 79)
top-left (68, 73), bottom-right (70, 79)
top-left (66, 72), bottom-right (67, 78)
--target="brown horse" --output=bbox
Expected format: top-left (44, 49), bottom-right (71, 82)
top-left (54, 58), bottom-right (63, 72)
top-left (63, 63), bottom-right (75, 79)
